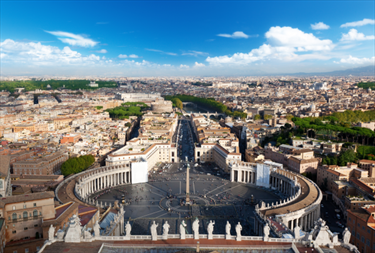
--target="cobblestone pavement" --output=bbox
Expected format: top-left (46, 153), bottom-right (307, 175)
top-left (93, 163), bottom-right (281, 236)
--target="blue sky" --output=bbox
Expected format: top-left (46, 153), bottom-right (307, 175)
top-left (1, 0), bottom-right (374, 76)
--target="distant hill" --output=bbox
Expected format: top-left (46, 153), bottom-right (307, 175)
top-left (281, 65), bottom-right (375, 77)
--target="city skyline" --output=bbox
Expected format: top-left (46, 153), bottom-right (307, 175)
top-left (1, 1), bottom-right (375, 76)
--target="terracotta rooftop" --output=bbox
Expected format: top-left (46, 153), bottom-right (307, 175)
top-left (0, 155), bottom-right (10, 178)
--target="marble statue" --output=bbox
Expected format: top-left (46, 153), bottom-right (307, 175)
top-left (83, 230), bottom-right (92, 239)
top-left (64, 215), bottom-right (82, 243)
top-left (93, 220), bottom-right (100, 237)
top-left (235, 222), bottom-right (242, 241)
top-left (263, 223), bottom-right (270, 241)
top-left (48, 224), bottom-right (55, 241)
top-left (343, 227), bottom-right (351, 244)
top-left (207, 220), bottom-right (215, 240)
top-left (125, 221), bottom-right (132, 237)
top-left (163, 221), bottom-right (170, 239)
top-left (293, 225), bottom-right (301, 239)
top-left (56, 229), bottom-right (65, 240)
top-left (180, 220), bottom-right (187, 240)
top-left (192, 218), bottom-right (199, 239)
top-left (225, 221), bottom-right (231, 239)
top-left (151, 221), bottom-right (159, 241)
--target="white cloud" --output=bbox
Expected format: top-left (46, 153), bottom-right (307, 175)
top-left (182, 50), bottom-right (208, 57)
top-left (118, 54), bottom-right (139, 58)
top-left (217, 31), bottom-right (250, 39)
top-left (0, 39), bottom-right (100, 66)
top-left (340, 29), bottom-right (375, 41)
top-left (146, 48), bottom-right (177, 56)
top-left (207, 26), bottom-right (335, 66)
top-left (194, 62), bottom-right (205, 67)
top-left (341, 19), bottom-right (375, 28)
top-left (334, 55), bottom-right (375, 64)
top-left (96, 49), bottom-right (107, 53)
top-left (0, 53), bottom-right (6, 59)
top-left (311, 22), bottom-right (330, 30)
top-left (45, 31), bottom-right (98, 47)
top-left (179, 64), bottom-right (189, 68)
top-left (265, 26), bottom-right (334, 51)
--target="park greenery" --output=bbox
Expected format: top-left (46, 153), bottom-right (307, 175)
top-left (170, 98), bottom-right (183, 109)
top-left (61, 155), bottom-right (95, 176)
top-left (0, 80), bottom-right (117, 93)
top-left (95, 106), bottom-right (103, 110)
top-left (164, 94), bottom-right (247, 119)
top-left (325, 109), bottom-right (375, 123)
top-left (292, 116), bottom-right (375, 145)
top-left (357, 82), bottom-right (375, 89)
top-left (106, 102), bottom-right (147, 119)
top-left (321, 149), bottom-right (357, 166)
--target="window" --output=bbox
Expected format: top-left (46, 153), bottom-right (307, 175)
top-left (24, 227), bottom-right (28, 230)
top-left (357, 232), bottom-right (360, 239)
top-left (12, 231), bottom-right (16, 234)
top-left (33, 210), bottom-right (38, 217)
top-left (23, 204), bottom-right (26, 209)
top-left (12, 206), bottom-right (15, 210)
top-left (367, 239), bottom-right (370, 246)
top-left (361, 236), bottom-right (365, 243)
top-left (25, 248), bottom-right (29, 253)
top-left (12, 213), bottom-right (17, 220)
top-left (34, 224), bottom-right (38, 227)
top-left (33, 203), bottom-right (36, 207)
top-left (23, 211), bottom-right (28, 219)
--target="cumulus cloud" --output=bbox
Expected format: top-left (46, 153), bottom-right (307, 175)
top-left (146, 48), bottom-right (177, 56)
top-left (118, 54), bottom-right (128, 58)
top-left (96, 49), bottom-right (107, 53)
top-left (265, 26), bottom-right (334, 51)
top-left (311, 22), bottom-right (330, 30)
top-left (182, 50), bottom-right (208, 57)
top-left (179, 64), bottom-right (189, 68)
top-left (341, 18), bottom-right (375, 28)
top-left (129, 54), bottom-right (139, 58)
top-left (45, 31), bottom-right (98, 47)
top-left (334, 55), bottom-right (375, 64)
top-left (194, 62), bottom-right (205, 67)
top-left (0, 39), bottom-right (100, 65)
top-left (217, 31), bottom-right (252, 39)
top-left (340, 29), bottom-right (375, 41)
top-left (206, 26), bottom-right (334, 66)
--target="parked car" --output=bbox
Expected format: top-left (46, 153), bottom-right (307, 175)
top-left (336, 214), bottom-right (341, 219)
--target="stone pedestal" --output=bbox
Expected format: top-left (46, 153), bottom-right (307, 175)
top-left (236, 235), bottom-right (241, 241)
top-left (225, 234), bottom-right (231, 240)
top-left (124, 235), bottom-right (131, 240)
top-left (208, 234), bottom-right (213, 240)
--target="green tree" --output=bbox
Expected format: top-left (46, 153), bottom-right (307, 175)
top-left (254, 114), bottom-right (261, 120)
top-left (264, 114), bottom-right (273, 120)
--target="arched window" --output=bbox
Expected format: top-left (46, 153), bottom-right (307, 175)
top-left (23, 211), bottom-right (28, 219)
top-left (12, 213), bottom-right (17, 220)
top-left (33, 210), bottom-right (38, 217)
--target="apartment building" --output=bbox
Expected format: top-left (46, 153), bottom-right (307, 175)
top-left (347, 205), bottom-right (375, 253)
top-left (12, 151), bottom-right (68, 175)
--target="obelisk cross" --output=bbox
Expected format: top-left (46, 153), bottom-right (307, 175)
top-left (185, 156), bottom-right (190, 203)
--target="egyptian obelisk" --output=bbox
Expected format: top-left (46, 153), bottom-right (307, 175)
top-left (185, 157), bottom-right (190, 204)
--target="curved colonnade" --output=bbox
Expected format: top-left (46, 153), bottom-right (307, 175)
top-left (74, 164), bottom-right (131, 206)
top-left (255, 168), bottom-right (322, 237)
